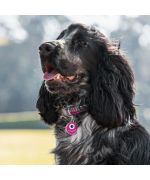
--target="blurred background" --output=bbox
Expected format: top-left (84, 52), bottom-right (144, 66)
top-left (0, 15), bottom-right (150, 164)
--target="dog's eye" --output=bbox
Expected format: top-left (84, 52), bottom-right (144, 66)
top-left (81, 41), bottom-right (88, 46)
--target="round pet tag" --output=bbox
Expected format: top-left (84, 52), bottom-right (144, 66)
top-left (65, 121), bottom-right (78, 135)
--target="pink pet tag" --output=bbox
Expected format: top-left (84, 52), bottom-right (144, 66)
top-left (65, 121), bottom-right (78, 135)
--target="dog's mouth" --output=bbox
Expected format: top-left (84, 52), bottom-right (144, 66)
top-left (43, 64), bottom-right (77, 82)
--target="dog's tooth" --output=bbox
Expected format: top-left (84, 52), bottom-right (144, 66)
top-left (66, 76), bottom-right (75, 81)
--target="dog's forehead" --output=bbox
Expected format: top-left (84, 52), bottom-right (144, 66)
top-left (66, 28), bottom-right (79, 38)
top-left (67, 23), bottom-right (87, 32)
top-left (64, 24), bottom-right (87, 37)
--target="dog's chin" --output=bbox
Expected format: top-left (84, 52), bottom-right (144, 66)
top-left (45, 78), bottom-right (80, 95)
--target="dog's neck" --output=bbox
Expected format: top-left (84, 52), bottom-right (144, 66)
top-left (53, 90), bottom-right (89, 115)
top-left (53, 92), bottom-right (89, 136)
top-left (60, 104), bottom-right (88, 122)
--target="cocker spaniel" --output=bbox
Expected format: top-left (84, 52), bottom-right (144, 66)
top-left (36, 23), bottom-right (150, 165)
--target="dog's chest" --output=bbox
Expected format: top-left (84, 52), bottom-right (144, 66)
top-left (54, 114), bottom-right (97, 164)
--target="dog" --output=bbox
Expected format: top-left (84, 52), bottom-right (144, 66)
top-left (36, 23), bottom-right (150, 164)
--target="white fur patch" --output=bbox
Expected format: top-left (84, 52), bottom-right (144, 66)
top-left (70, 114), bottom-right (97, 143)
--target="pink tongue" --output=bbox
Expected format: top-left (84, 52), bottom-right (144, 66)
top-left (43, 70), bottom-right (59, 81)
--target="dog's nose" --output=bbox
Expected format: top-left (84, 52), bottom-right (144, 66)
top-left (39, 42), bottom-right (56, 54)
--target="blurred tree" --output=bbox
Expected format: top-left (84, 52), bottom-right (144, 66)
top-left (111, 16), bottom-right (150, 125)
top-left (0, 15), bottom-right (71, 112)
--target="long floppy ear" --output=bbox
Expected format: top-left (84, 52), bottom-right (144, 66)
top-left (36, 81), bottom-right (58, 125)
top-left (88, 44), bottom-right (136, 128)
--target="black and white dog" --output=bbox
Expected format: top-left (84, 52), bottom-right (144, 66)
top-left (37, 23), bottom-right (150, 165)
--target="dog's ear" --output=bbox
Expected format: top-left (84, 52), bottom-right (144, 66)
top-left (36, 81), bottom-right (58, 125)
top-left (88, 45), bottom-right (136, 128)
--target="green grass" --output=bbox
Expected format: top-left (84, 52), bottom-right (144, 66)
top-left (0, 111), bottom-right (49, 129)
top-left (0, 129), bottom-right (56, 164)
top-left (0, 111), bottom-right (39, 122)
top-left (0, 111), bottom-right (56, 164)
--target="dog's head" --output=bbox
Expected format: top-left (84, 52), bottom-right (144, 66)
top-left (39, 23), bottom-right (104, 95)
top-left (38, 23), bottom-right (136, 128)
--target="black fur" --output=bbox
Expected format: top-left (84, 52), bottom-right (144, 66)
top-left (36, 23), bottom-right (150, 164)
top-left (36, 82), bottom-right (58, 124)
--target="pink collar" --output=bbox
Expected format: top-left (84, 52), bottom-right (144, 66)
top-left (62, 104), bottom-right (88, 117)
